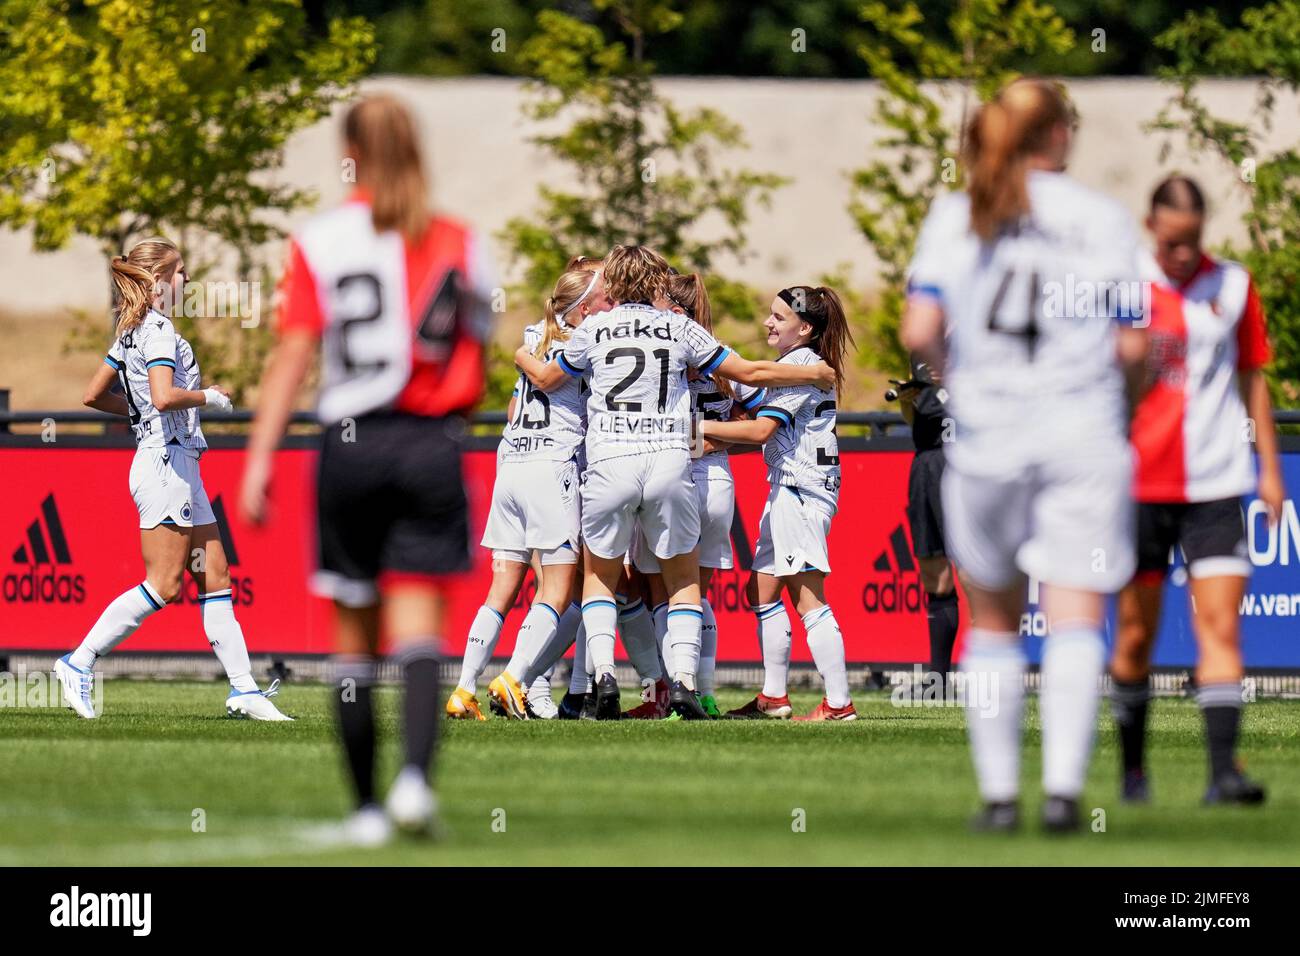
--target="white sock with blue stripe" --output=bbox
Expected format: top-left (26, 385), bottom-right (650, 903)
top-left (200, 589), bottom-right (257, 693)
top-left (522, 601), bottom-right (582, 685)
top-left (802, 604), bottom-right (849, 708)
top-left (755, 601), bottom-right (791, 699)
top-left (582, 598), bottom-right (619, 679)
top-left (458, 605), bottom-right (504, 694)
top-left (568, 622), bottom-right (592, 694)
top-left (667, 603), bottom-right (703, 689)
top-left (70, 580), bottom-right (166, 670)
top-left (699, 599), bottom-right (718, 695)
top-left (617, 596), bottom-right (662, 681)
top-left (505, 601), bottom-right (559, 681)
top-left (652, 601), bottom-right (671, 675)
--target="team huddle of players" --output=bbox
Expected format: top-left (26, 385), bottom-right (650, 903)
top-left (447, 245), bottom-right (857, 722)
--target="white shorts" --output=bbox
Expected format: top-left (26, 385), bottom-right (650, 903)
top-left (752, 484), bottom-right (834, 577)
top-left (941, 446), bottom-right (1135, 593)
top-left (582, 450), bottom-right (699, 562)
top-left (634, 471), bottom-right (735, 573)
top-left (481, 457), bottom-right (580, 565)
top-left (129, 444), bottom-right (215, 530)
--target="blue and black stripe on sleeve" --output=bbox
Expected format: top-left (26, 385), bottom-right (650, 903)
top-left (557, 353), bottom-right (585, 377)
top-left (104, 355), bottom-right (123, 371)
top-left (146, 357), bottom-right (176, 370)
top-left (756, 404), bottom-right (794, 428)
top-left (738, 387), bottom-right (766, 411)
top-left (699, 345), bottom-right (730, 376)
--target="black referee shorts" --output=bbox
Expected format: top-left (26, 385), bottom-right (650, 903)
top-left (1135, 497), bottom-right (1250, 582)
top-left (907, 448), bottom-right (946, 559)
top-left (314, 413), bottom-right (471, 606)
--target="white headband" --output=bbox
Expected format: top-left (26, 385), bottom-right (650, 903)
top-left (557, 271), bottom-right (601, 325)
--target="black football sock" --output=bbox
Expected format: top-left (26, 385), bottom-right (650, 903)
top-left (1110, 677), bottom-right (1150, 774)
top-left (924, 589), bottom-right (959, 689)
top-left (398, 641), bottom-right (442, 775)
top-left (333, 655), bottom-right (377, 808)
top-left (1197, 682), bottom-right (1243, 781)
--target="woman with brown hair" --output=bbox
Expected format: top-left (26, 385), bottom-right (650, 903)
top-left (700, 286), bottom-right (856, 722)
top-left (901, 77), bottom-right (1148, 832)
top-left (57, 239), bottom-right (290, 722)
top-left (240, 94), bottom-right (498, 843)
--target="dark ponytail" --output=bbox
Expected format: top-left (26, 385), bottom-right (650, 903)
top-left (779, 285), bottom-right (854, 393)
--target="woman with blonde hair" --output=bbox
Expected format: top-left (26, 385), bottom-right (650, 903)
top-left (901, 77), bottom-right (1148, 832)
top-left (56, 239), bottom-right (289, 722)
top-left (241, 94), bottom-right (498, 843)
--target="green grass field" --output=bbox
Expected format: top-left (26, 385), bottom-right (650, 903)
top-left (2, 680), bottom-right (1297, 866)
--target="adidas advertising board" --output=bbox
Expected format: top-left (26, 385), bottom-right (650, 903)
top-left (1, 447), bottom-right (1298, 667)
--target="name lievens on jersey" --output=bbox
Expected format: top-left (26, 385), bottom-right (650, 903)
top-left (560, 304), bottom-right (729, 463)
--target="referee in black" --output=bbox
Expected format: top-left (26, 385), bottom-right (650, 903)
top-left (896, 356), bottom-right (960, 694)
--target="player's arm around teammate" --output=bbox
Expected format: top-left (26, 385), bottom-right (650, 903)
top-left (452, 266), bottom-right (609, 720)
top-left (56, 240), bottom-right (289, 722)
top-left (1109, 176), bottom-right (1284, 805)
top-left (701, 286), bottom-right (855, 721)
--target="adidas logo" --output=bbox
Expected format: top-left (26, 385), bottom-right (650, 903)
top-left (862, 522), bottom-right (923, 614)
top-left (5, 493), bottom-right (85, 604)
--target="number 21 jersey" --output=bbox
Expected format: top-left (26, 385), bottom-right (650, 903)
top-left (559, 303), bottom-right (730, 465)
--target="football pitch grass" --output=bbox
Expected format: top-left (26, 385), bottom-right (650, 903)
top-left (2, 680), bottom-right (1297, 867)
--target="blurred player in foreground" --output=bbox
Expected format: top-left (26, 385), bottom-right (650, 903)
top-left (1109, 175), bottom-right (1284, 806)
top-left (61, 238), bottom-right (289, 721)
top-left (240, 94), bottom-right (496, 843)
top-left (902, 78), bottom-right (1148, 832)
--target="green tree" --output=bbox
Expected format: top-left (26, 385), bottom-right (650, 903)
top-left (496, 0), bottom-right (787, 407)
top-left (0, 0), bottom-right (375, 401)
top-left (847, 0), bottom-right (1073, 378)
top-left (1148, 0), bottom-right (1300, 405)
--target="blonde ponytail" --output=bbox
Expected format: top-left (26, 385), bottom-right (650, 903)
top-left (535, 268), bottom-right (600, 358)
top-left (111, 237), bottom-right (180, 337)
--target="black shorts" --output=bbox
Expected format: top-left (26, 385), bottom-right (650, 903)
top-left (1135, 497), bottom-right (1250, 581)
top-left (315, 413), bottom-right (470, 606)
top-left (907, 449), bottom-right (946, 559)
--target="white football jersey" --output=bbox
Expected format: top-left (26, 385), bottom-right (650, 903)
top-left (691, 375), bottom-right (765, 478)
top-left (560, 303), bottom-right (730, 464)
top-left (908, 170), bottom-right (1144, 474)
top-left (500, 321), bottom-right (587, 463)
top-left (755, 347), bottom-right (839, 506)
top-left (105, 310), bottom-right (207, 453)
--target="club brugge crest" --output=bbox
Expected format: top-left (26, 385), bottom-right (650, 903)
top-left (181, 502), bottom-right (193, 522)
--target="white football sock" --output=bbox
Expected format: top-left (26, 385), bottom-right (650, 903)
top-left (199, 590), bottom-right (258, 693)
top-left (458, 605), bottom-right (504, 694)
top-left (522, 601), bottom-right (580, 685)
top-left (651, 601), bottom-right (670, 675)
top-left (70, 581), bottom-right (166, 670)
top-left (698, 598), bottom-right (718, 695)
top-left (505, 602), bottom-right (558, 681)
top-left (802, 604), bottom-right (849, 708)
top-left (961, 629), bottom-right (1026, 803)
top-left (755, 601), bottom-right (791, 699)
top-left (617, 596), bottom-right (662, 681)
top-left (667, 604), bottom-right (703, 689)
top-left (529, 667), bottom-right (554, 706)
top-left (582, 598), bottom-right (618, 679)
top-left (568, 622), bottom-right (591, 694)
top-left (1040, 624), bottom-right (1105, 798)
